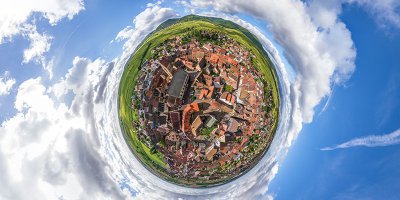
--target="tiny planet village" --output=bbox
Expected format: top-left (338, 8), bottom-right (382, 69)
top-left (131, 30), bottom-right (276, 184)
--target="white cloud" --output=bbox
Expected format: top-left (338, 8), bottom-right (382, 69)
top-left (114, 4), bottom-right (178, 61)
top-left (0, 0), bottom-right (84, 77)
top-left (0, 56), bottom-right (126, 199)
top-left (0, 71), bottom-right (16, 96)
top-left (321, 129), bottom-right (400, 150)
top-left (43, 58), bottom-right (55, 79)
top-left (346, 0), bottom-right (400, 30)
top-left (22, 24), bottom-right (53, 65)
top-left (0, 0), bottom-right (84, 43)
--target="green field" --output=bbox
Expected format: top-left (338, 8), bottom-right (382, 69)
top-left (118, 15), bottom-right (280, 187)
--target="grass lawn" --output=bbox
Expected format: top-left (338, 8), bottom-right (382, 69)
top-left (200, 126), bottom-right (217, 137)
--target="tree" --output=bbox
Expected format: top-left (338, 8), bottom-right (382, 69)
top-left (150, 146), bottom-right (157, 154)
top-left (224, 84), bottom-right (233, 93)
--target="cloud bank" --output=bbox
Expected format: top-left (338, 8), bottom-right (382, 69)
top-left (0, 56), bottom-right (127, 199)
top-left (321, 129), bottom-right (400, 150)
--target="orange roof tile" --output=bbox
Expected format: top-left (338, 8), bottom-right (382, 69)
top-left (198, 89), bottom-right (208, 100)
top-left (207, 86), bottom-right (214, 98)
top-left (203, 74), bottom-right (213, 86)
top-left (221, 92), bottom-right (228, 100)
top-left (230, 95), bottom-right (235, 104)
top-left (228, 58), bottom-right (238, 66)
top-left (210, 54), bottom-right (219, 64)
top-left (181, 103), bottom-right (199, 132)
top-left (192, 103), bottom-right (199, 112)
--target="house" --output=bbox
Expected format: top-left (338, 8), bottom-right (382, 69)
top-left (213, 77), bottom-right (222, 88)
top-left (170, 111), bottom-right (181, 130)
top-left (227, 118), bottom-right (240, 133)
top-left (219, 92), bottom-right (236, 106)
top-left (158, 114), bottom-right (167, 126)
top-left (210, 54), bottom-right (219, 64)
top-left (218, 155), bottom-right (231, 166)
top-left (205, 144), bottom-right (214, 155)
top-left (199, 57), bottom-right (207, 68)
top-left (182, 60), bottom-right (195, 71)
top-left (167, 69), bottom-right (189, 107)
top-left (203, 74), bottom-right (213, 86)
top-left (205, 147), bottom-right (217, 161)
top-left (207, 86), bottom-right (214, 99)
top-left (181, 103), bottom-right (200, 133)
top-left (166, 131), bottom-right (179, 146)
top-left (205, 115), bottom-right (217, 128)
top-left (218, 135), bottom-right (226, 143)
top-left (158, 102), bottom-right (167, 113)
top-left (191, 115), bottom-right (203, 136)
top-left (203, 43), bottom-right (213, 51)
top-left (198, 89), bottom-right (209, 100)
top-left (191, 49), bottom-right (205, 63)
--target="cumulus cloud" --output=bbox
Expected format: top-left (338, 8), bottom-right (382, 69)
top-left (0, 57), bottom-right (125, 199)
top-left (321, 129), bottom-right (400, 150)
top-left (113, 3), bottom-right (178, 60)
top-left (0, 71), bottom-right (16, 96)
top-left (22, 24), bottom-right (53, 64)
top-left (0, 0), bottom-right (84, 77)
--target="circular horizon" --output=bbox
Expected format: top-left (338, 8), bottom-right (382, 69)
top-left (118, 15), bottom-right (282, 187)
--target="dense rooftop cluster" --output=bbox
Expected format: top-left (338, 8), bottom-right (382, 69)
top-left (132, 31), bottom-right (275, 182)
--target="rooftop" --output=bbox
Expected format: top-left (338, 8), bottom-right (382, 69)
top-left (168, 69), bottom-right (188, 98)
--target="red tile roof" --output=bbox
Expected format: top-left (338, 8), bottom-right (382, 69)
top-left (181, 103), bottom-right (199, 132)
top-left (207, 86), bottom-right (214, 98)
top-left (210, 54), bottom-right (219, 64)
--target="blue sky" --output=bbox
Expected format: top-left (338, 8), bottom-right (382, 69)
top-left (0, 0), bottom-right (399, 199)
top-left (269, 3), bottom-right (400, 199)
